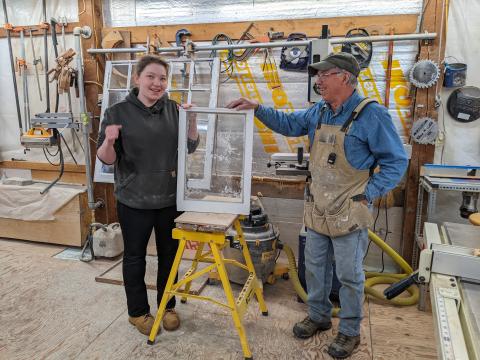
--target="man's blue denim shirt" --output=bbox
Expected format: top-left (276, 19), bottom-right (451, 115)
top-left (255, 90), bottom-right (409, 202)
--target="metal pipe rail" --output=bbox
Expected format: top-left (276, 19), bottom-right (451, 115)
top-left (87, 32), bottom-right (437, 55)
top-left (74, 26), bottom-right (103, 210)
top-left (2, 0), bottom-right (23, 133)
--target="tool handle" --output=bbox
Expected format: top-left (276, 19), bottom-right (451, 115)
top-left (50, 19), bottom-right (58, 43)
top-left (50, 18), bottom-right (59, 58)
top-left (383, 272), bottom-right (418, 300)
top-left (297, 147), bottom-right (304, 165)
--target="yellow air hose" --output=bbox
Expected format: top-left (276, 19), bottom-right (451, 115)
top-left (365, 230), bottom-right (418, 306)
top-left (281, 229), bottom-right (418, 316)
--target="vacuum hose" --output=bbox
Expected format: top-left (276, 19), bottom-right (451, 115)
top-left (282, 243), bottom-right (341, 316)
top-left (365, 230), bottom-right (418, 306)
top-left (280, 229), bottom-right (418, 316)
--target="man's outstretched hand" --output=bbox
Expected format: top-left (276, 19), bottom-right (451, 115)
top-left (226, 97), bottom-right (259, 111)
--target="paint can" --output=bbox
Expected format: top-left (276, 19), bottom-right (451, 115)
top-left (443, 63), bottom-right (467, 88)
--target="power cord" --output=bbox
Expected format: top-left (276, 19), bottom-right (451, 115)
top-left (380, 199), bottom-right (390, 273)
top-left (364, 201), bottom-right (381, 261)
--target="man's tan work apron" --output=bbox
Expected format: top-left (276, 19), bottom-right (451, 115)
top-left (304, 111), bottom-right (374, 237)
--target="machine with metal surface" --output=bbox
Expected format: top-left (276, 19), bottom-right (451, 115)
top-left (385, 222), bottom-right (480, 360)
top-left (413, 165), bottom-right (480, 262)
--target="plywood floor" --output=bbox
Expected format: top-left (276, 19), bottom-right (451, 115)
top-left (0, 238), bottom-right (437, 360)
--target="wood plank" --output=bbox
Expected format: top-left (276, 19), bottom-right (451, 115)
top-left (0, 160), bottom-right (87, 185)
top-left (0, 160), bottom-right (85, 172)
top-left (78, 0), bottom-right (117, 225)
top-left (252, 176), bottom-right (305, 199)
top-left (31, 170), bottom-right (87, 184)
top-left (0, 22), bottom-right (81, 38)
top-left (95, 256), bottom-right (208, 295)
top-left (104, 14), bottom-right (419, 44)
top-left (369, 298), bottom-right (437, 359)
top-left (175, 211), bottom-right (237, 229)
top-left (79, 190), bottom-right (93, 242)
top-left (401, 0), bottom-right (448, 265)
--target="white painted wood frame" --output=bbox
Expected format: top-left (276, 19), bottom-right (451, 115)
top-left (93, 58), bottom-right (220, 184)
top-left (177, 107), bottom-right (254, 215)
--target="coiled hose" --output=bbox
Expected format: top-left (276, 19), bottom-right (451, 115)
top-left (281, 229), bottom-right (419, 316)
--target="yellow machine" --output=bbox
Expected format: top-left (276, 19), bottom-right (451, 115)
top-left (20, 127), bottom-right (57, 147)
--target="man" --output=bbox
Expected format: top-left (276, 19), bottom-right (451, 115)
top-left (227, 52), bottom-right (408, 358)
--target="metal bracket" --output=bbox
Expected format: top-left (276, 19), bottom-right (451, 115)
top-left (308, 38), bottom-right (330, 103)
top-left (269, 152), bottom-right (311, 176)
top-left (74, 25), bottom-right (92, 39)
top-left (31, 112), bottom-right (79, 129)
top-left (418, 248), bottom-right (433, 283)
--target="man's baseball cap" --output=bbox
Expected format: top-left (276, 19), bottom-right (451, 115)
top-left (308, 52), bottom-right (360, 77)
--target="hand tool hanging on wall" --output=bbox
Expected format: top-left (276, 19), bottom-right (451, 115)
top-left (57, 18), bottom-right (74, 116)
top-left (175, 28), bottom-right (192, 103)
top-left (48, 48), bottom-right (76, 93)
top-left (14, 27), bottom-right (31, 131)
top-left (28, 28), bottom-right (43, 101)
top-left (384, 29), bottom-right (394, 107)
top-left (50, 17), bottom-right (78, 150)
top-left (41, 0), bottom-right (50, 112)
top-left (234, 22), bottom-right (256, 62)
top-left (2, 0), bottom-right (23, 134)
top-left (48, 48), bottom-right (78, 151)
top-left (50, 17), bottom-right (60, 112)
top-left (60, 17), bottom-right (67, 52)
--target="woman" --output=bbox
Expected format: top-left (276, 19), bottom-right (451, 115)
top-left (97, 55), bottom-right (199, 336)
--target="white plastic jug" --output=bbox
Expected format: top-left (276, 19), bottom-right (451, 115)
top-left (93, 223), bottom-right (123, 258)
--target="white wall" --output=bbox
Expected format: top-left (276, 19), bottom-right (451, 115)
top-left (103, 0), bottom-right (421, 27)
top-left (432, 0), bottom-right (480, 225)
top-left (0, 1), bottom-right (82, 163)
top-left (435, 0), bottom-right (480, 166)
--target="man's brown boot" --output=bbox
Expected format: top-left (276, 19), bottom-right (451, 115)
top-left (129, 313), bottom-right (156, 336)
top-left (163, 309), bottom-right (180, 331)
top-left (327, 332), bottom-right (360, 358)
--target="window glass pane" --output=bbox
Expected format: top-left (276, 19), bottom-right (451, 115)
top-left (184, 112), bottom-right (246, 203)
top-left (109, 64), bottom-right (130, 89)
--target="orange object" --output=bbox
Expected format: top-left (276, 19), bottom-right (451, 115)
top-left (3, 23), bottom-right (13, 30)
top-left (17, 58), bottom-right (27, 67)
top-left (469, 212), bottom-right (480, 226)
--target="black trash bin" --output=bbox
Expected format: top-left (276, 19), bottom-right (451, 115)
top-left (298, 226), bottom-right (341, 304)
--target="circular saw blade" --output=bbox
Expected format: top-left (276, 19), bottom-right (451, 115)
top-left (411, 117), bottom-right (438, 144)
top-left (409, 60), bottom-right (440, 88)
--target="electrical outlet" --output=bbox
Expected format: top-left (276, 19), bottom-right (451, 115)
top-left (436, 131), bottom-right (445, 145)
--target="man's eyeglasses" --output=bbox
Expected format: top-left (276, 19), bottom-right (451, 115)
top-left (316, 71), bottom-right (342, 80)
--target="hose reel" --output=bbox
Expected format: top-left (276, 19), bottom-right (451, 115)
top-left (341, 28), bottom-right (373, 69)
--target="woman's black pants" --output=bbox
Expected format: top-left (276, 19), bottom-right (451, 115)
top-left (117, 201), bottom-right (180, 317)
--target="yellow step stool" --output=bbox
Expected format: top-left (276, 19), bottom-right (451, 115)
top-left (148, 212), bottom-right (268, 360)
